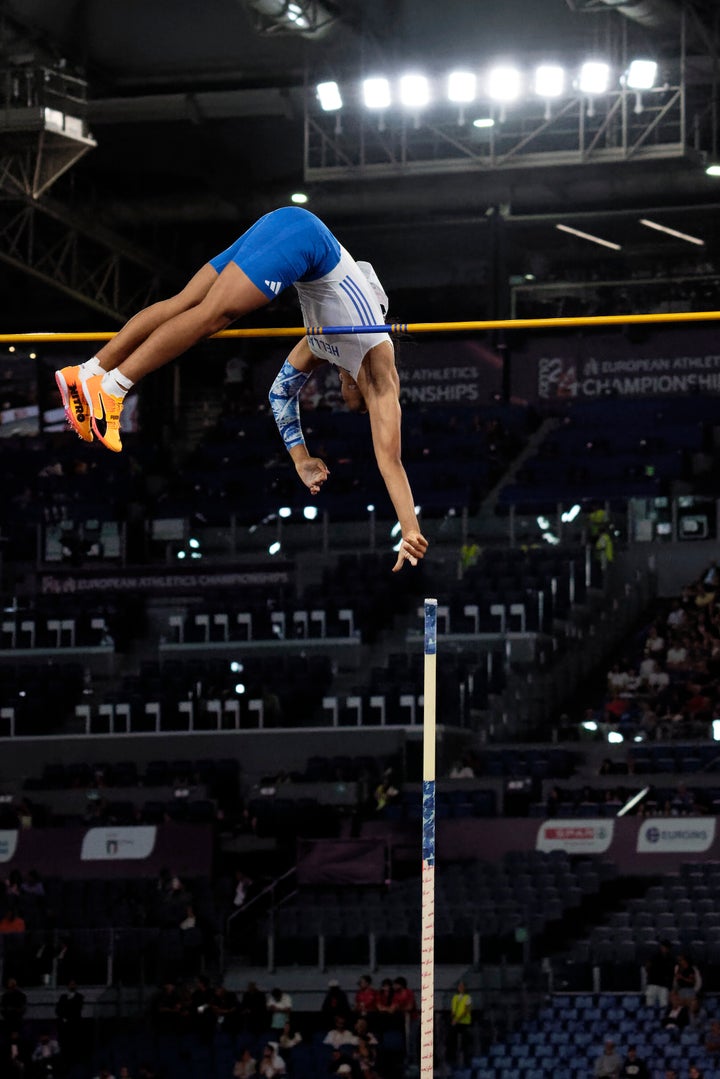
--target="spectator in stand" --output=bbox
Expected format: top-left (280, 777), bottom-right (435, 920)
top-left (354, 976), bottom-right (376, 1017)
top-left (233, 1048), bottom-right (258, 1079)
top-left (278, 1019), bottom-right (302, 1064)
top-left (704, 1019), bottom-right (720, 1055)
top-left (267, 987), bottom-right (292, 1031)
top-left (666, 637), bottom-right (690, 672)
top-left (30, 1032), bottom-right (61, 1076)
top-left (645, 940), bottom-right (675, 1008)
top-left (323, 1015), bottom-right (358, 1051)
top-left (449, 979), bottom-right (473, 1068)
top-left (0, 909), bottom-right (26, 934)
top-left (240, 981), bottom-right (267, 1035)
top-left (619, 1045), bottom-right (649, 1079)
top-left (190, 974), bottom-right (216, 1043)
top-left (667, 604), bottom-right (686, 631)
top-left (594, 1039), bottom-right (622, 1078)
top-left (1, 978), bottom-right (27, 1030)
top-left (674, 954), bottom-right (702, 1004)
top-left (392, 976), bottom-right (418, 1066)
top-left (212, 983), bottom-right (240, 1035)
top-left (662, 992), bottom-right (690, 1032)
top-left (258, 1043), bottom-right (286, 1078)
top-left (688, 1067), bottom-right (704, 1079)
top-left (322, 981), bottom-right (352, 1026)
top-left (4, 1030), bottom-right (30, 1077)
top-left (55, 980), bottom-right (84, 1063)
top-left (150, 980), bottom-right (184, 1037)
top-left (644, 624), bottom-right (666, 659)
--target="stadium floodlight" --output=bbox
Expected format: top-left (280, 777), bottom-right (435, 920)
top-left (487, 66), bottom-right (521, 103)
top-left (534, 64), bottom-right (565, 98)
top-left (640, 218), bottom-right (704, 246)
top-left (556, 223), bottom-right (621, 251)
top-left (278, 506), bottom-right (292, 518)
top-left (607, 730), bottom-right (624, 744)
top-left (581, 720), bottom-right (598, 731)
top-left (303, 506), bottom-right (318, 520)
top-left (400, 74), bottom-right (430, 108)
top-left (291, 192), bottom-right (309, 204)
top-left (472, 117), bottom-right (495, 128)
top-left (448, 71), bottom-right (476, 103)
top-left (316, 80), bottom-right (342, 111)
top-left (714, 718), bottom-right (720, 741)
top-left (626, 59), bottom-right (657, 90)
top-left (707, 164), bottom-right (720, 177)
top-left (268, 541), bottom-right (281, 555)
top-left (561, 504), bottom-right (582, 523)
top-left (363, 77), bottom-right (391, 109)
top-left (286, 2), bottom-right (309, 28)
top-left (579, 61), bottom-right (610, 94)
top-left (230, 661), bottom-right (244, 673)
top-left (234, 683), bottom-right (246, 695)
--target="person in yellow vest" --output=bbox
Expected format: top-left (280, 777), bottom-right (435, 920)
top-left (595, 526), bottom-right (615, 572)
top-left (449, 979), bottom-right (473, 1067)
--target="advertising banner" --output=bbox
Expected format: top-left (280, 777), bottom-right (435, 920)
top-left (637, 817), bottom-right (716, 854)
top-left (513, 325), bottom-right (720, 405)
top-left (80, 826), bottom-right (157, 861)
top-left (536, 819), bottom-right (614, 854)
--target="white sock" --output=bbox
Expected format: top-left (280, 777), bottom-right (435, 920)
top-left (101, 370), bottom-right (134, 399)
top-left (80, 357), bottom-right (104, 377)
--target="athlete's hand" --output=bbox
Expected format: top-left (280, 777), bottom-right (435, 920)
top-left (296, 456), bottom-right (330, 495)
top-left (392, 530), bottom-right (429, 572)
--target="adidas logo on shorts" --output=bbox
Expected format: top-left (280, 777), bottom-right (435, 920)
top-left (265, 280), bottom-right (282, 295)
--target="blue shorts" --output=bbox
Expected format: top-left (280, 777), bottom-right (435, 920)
top-left (209, 207), bottom-right (342, 300)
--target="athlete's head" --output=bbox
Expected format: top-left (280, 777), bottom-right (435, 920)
top-left (339, 369), bottom-right (367, 413)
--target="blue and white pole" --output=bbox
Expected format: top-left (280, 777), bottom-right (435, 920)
top-left (421, 598), bottom-right (437, 1079)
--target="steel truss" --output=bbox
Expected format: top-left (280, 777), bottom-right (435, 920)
top-left (0, 198), bottom-right (173, 320)
top-left (304, 84), bottom-right (688, 181)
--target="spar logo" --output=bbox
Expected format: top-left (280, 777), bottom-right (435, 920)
top-left (536, 819), bottom-right (613, 854)
top-left (638, 818), bottom-right (716, 853)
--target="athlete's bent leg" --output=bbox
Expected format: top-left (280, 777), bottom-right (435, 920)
top-left (114, 262), bottom-right (270, 383)
top-left (95, 263), bottom-right (220, 371)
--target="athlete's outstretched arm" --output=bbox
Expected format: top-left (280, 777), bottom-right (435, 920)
top-left (356, 343), bottom-right (428, 572)
top-left (269, 339), bottom-right (330, 494)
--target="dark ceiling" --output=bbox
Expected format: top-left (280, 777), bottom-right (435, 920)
top-left (1, 0), bottom-right (719, 327)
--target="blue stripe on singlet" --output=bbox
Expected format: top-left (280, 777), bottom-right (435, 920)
top-left (339, 275), bottom-right (374, 325)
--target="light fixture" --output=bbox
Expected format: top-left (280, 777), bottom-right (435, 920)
top-left (230, 661), bottom-right (244, 673)
top-left (303, 506), bottom-right (318, 520)
top-left (487, 66), bottom-right (521, 103)
top-left (291, 192), bottom-right (309, 204)
top-left (268, 541), bottom-right (281, 555)
top-left (316, 81), bottom-right (342, 111)
top-left (278, 507), bottom-right (292, 518)
top-left (607, 730), bottom-right (624, 744)
top-left (391, 521), bottom-right (402, 537)
top-left (579, 61), bottom-right (610, 95)
top-left (534, 65), bottom-right (565, 98)
top-left (706, 164), bottom-right (720, 177)
top-left (536, 516), bottom-right (550, 530)
top-left (640, 218), bottom-right (704, 246)
top-left (399, 74), bottom-right (430, 109)
top-left (472, 117), bottom-right (495, 129)
top-left (616, 787), bottom-right (650, 816)
top-left (188, 538), bottom-right (200, 549)
top-left (581, 720), bottom-right (598, 731)
top-left (363, 77), bottom-right (391, 110)
top-left (556, 223), bottom-right (621, 251)
top-left (234, 683), bottom-right (246, 695)
top-left (561, 504), bottom-right (582, 523)
top-left (626, 59), bottom-right (657, 90)
top-left (448, 71), bottom-right (476, 103)
top-left (366, 504), bottom-right (375, 512)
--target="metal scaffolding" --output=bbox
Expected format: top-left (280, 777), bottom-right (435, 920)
top-left (304, 82), bottom-right (688, 182)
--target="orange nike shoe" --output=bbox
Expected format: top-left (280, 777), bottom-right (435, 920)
top-left (84, 373), bottom-right (125, 453)
top-left (55, 366), bottom-right (93, 441)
